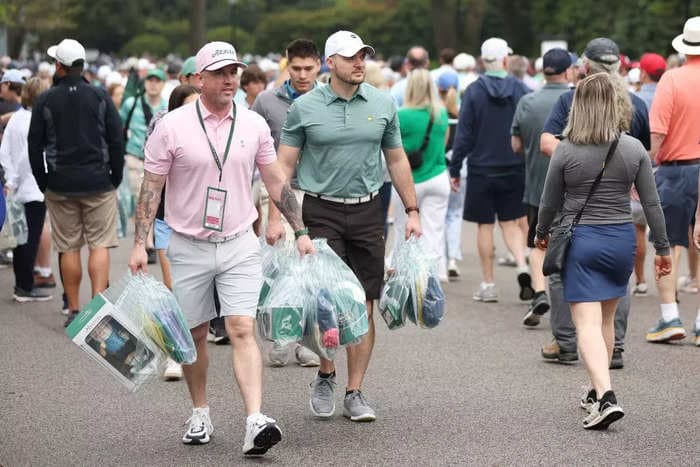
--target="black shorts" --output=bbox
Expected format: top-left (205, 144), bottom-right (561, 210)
top-left (463, 169), bottom-right (526, 224)
top-left (302, 195), bottom-right (385, 300)
top-left (526, 204), bottom-right (539, 248)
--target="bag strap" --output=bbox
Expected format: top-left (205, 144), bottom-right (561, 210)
top-left (140, 94), bottom-right (154, 127)
top-left (123, 92), bottom-right (141, 139)
top-left (416, 111), bottom-right (435, 154)
top-left (572, 136), bottom-right (620, 227)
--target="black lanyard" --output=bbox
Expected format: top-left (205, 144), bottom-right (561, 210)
top-left (195, 100), bottom-right (236, 183)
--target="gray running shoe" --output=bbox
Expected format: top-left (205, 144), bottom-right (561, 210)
top-left (295, 345), bottom-right (320, 367)
top-left (343, 390), bottom-right (376, 422)
top-left (268, 342), bottom-right (289, 367)
top-left (472, 283), bottom-right (498, 302)
top-left (310, 374), bottom-right (336, 418)
top-left (522, 293), bottom-right (550, 327)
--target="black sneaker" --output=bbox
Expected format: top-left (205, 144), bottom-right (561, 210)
top-left (517, 268), bottom-right (535, 301)
top-left (609, 348), bottom-right (624, 370)
top-left (209, 322), bottom-right (230, 345)
top-left (147, 248), bottom-right (158, 265)
top-left (13, 287), bottom-right (52, 303)
top-left (64, 311), bottom-right (79, 328)
top-left (522, 293), bottom-right (550, 327)
top-left (583, 390), bottom-right (624, 430)
top-left (580, 389), bottom-right (597, 412)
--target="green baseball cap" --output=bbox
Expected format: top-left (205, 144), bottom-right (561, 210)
top-left (180, 56), bottom-right (196, 77)
top-left (146, 67), bottom-right (166, 81)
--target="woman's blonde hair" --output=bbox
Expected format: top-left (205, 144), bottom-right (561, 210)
top-left (563, 72), bottom-right (627, 145)
top-left (404, 69), bottom-right (442, 117)
top-left (21, 77), bottom-right (50, 109)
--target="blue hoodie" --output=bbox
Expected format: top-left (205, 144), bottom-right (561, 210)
top-left (449, 74), bottom-right (530, 177)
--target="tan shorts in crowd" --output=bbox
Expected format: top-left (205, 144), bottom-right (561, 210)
top-left (44, 190), bottom-right (119, 253)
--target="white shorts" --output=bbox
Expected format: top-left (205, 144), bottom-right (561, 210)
top-left (167, 229), bottom-right (262, 329)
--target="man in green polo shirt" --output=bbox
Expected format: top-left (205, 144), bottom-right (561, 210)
top-left (120, 67), bottom-right (167, 261)
top-left (273, 30), bottom-right (422, 422)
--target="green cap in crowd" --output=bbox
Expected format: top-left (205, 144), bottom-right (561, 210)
top-left (180, 56), bottom-right (196, 77)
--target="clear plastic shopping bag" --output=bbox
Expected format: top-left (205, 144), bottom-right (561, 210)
top-left (380, 236), bottom-right (445, 329)
top-left (6, 194), bottom-right (27, 246)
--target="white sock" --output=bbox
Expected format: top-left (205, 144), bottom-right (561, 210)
top-left (660, 303), bottom-right (680, 322)
top-left (33, 267), bottom-right (52, 277)
top-left (481, 282), bottom-right (495, 288)
top-left (246, 412), bottom-right (262, 425)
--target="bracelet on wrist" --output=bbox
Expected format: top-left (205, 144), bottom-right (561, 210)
top-left (294, 228), bottom-right (309, 239)
top-left (405, 206), bottom-right (420, 215)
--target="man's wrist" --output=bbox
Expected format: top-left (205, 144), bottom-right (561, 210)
top-left (294, 227), bottom-right (309, 239)
top-left (405, 206), bottom-right (420, 215)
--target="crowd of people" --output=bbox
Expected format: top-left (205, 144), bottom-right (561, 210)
top-left (1, 15), bottom-right (700, 455)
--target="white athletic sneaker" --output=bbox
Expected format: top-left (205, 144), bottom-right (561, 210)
top-left (243, 413), bottom-right (282, 456)
top-left (678, 276), bottom-right (699, 294)
top-left (163, 359), bottom-right (183, 381)
top-left (448, 259), bottom-right (461, 279)
top-left (182, 407), bottom-right (213, 445)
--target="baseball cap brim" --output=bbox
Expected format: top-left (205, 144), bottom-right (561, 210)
top-left (200, 59), bottom-right (247, 73)
top-left (47, 46), bottom-right (58, 60)
top-left (334, 45), bottom-right (375, 58)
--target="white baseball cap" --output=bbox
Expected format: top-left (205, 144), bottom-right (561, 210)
top-left (47, 39), bottom-right (86, 66)
top-left (195, 42), bottom-right (247, 74)
top-left (325, 31), bottom-right (375, 58)
top-left (481, 38), bottom-right (512, 62)
top-left (453, 53), bottom-right (476, 70)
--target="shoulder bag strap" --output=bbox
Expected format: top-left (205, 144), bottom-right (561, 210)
top-left (416, 112), bottom-right (435, 154)
top-left (572, 136), bottom-right (620, 227)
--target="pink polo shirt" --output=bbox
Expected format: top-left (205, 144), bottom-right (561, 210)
top-left (145, 97), bottom-right (276, 239)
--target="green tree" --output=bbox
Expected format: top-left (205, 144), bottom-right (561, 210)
top-left (1, 0), bottom-right (82, 57)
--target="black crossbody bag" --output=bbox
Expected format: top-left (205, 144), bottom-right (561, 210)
top-left (542, 137), bottom-right (620, 276)
top-left (406, 113), bottom-right (434, 169)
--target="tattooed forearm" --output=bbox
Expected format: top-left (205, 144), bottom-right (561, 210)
top-left (134, 171), bottom-right (166, 246)
top-left (272, 182), bottom-right (304, 231)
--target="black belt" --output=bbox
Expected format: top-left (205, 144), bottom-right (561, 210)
top-left (660, 158), bottom-right (700, 166)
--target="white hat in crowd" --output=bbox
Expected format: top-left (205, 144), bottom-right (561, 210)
top-left (481, 38), bottom-right (512, 62)
top-left (453, 53), bottom-right (476, 70)
top-left (105, 71), bottom-right (124, 88)
top-left (47, 39), bottom-right (86, 66)
top-left (195, 41), bottom-right (247, 74)
top-left (672, 16), bottom-right (700, 55)
top-left (97, 65), bottom-right (112, 82)
top-left (325, 31), bottom-right (375, 59)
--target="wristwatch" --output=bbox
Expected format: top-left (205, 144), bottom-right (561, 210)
top-left (405, 206), bottom-right (420, 214)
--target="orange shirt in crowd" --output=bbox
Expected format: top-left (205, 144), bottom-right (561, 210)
top-left (650, 55), bottom-right (700, 163)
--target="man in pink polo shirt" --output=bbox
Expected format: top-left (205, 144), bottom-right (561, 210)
top-left (128, 41), bottom-right (313, 456)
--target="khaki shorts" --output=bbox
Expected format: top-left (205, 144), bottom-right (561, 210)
top-left (45, 190), bottom-right (119, 252)
top-left (167, 229), bottom-right (262, 329)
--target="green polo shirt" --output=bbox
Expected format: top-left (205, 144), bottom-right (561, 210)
top-left (280, 82), bottom-right (402, 197)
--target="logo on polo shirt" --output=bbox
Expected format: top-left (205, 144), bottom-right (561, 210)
top-left (212, 49), bottom-right (236, 58)
top-left (367, 115), bottom-right (374, 121)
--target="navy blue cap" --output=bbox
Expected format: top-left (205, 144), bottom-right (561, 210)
top-left (543, 48), bottom-right (572, 75)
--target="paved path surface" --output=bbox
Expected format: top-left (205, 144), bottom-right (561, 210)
top-left (1, 223), bottom-right (699, 466)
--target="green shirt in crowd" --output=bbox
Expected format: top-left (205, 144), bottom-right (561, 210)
top-left (398, 107), bottom-right (448, 184)
top-left (120, 95), bottom-right (167, 159)
top-left (280, 82), bottom-right (402, 198)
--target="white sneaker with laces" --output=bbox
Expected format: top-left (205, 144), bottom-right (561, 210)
top-left (182, 407), bottom-right (213, 445)
top-left (243, 413), bottom-right (282, 456)
top-left (163, 359), bottom-right (183, 381)
top-left (448, 259), bottom-right (461, 279)
top-left (633, 282), bottom-right (648, 295)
